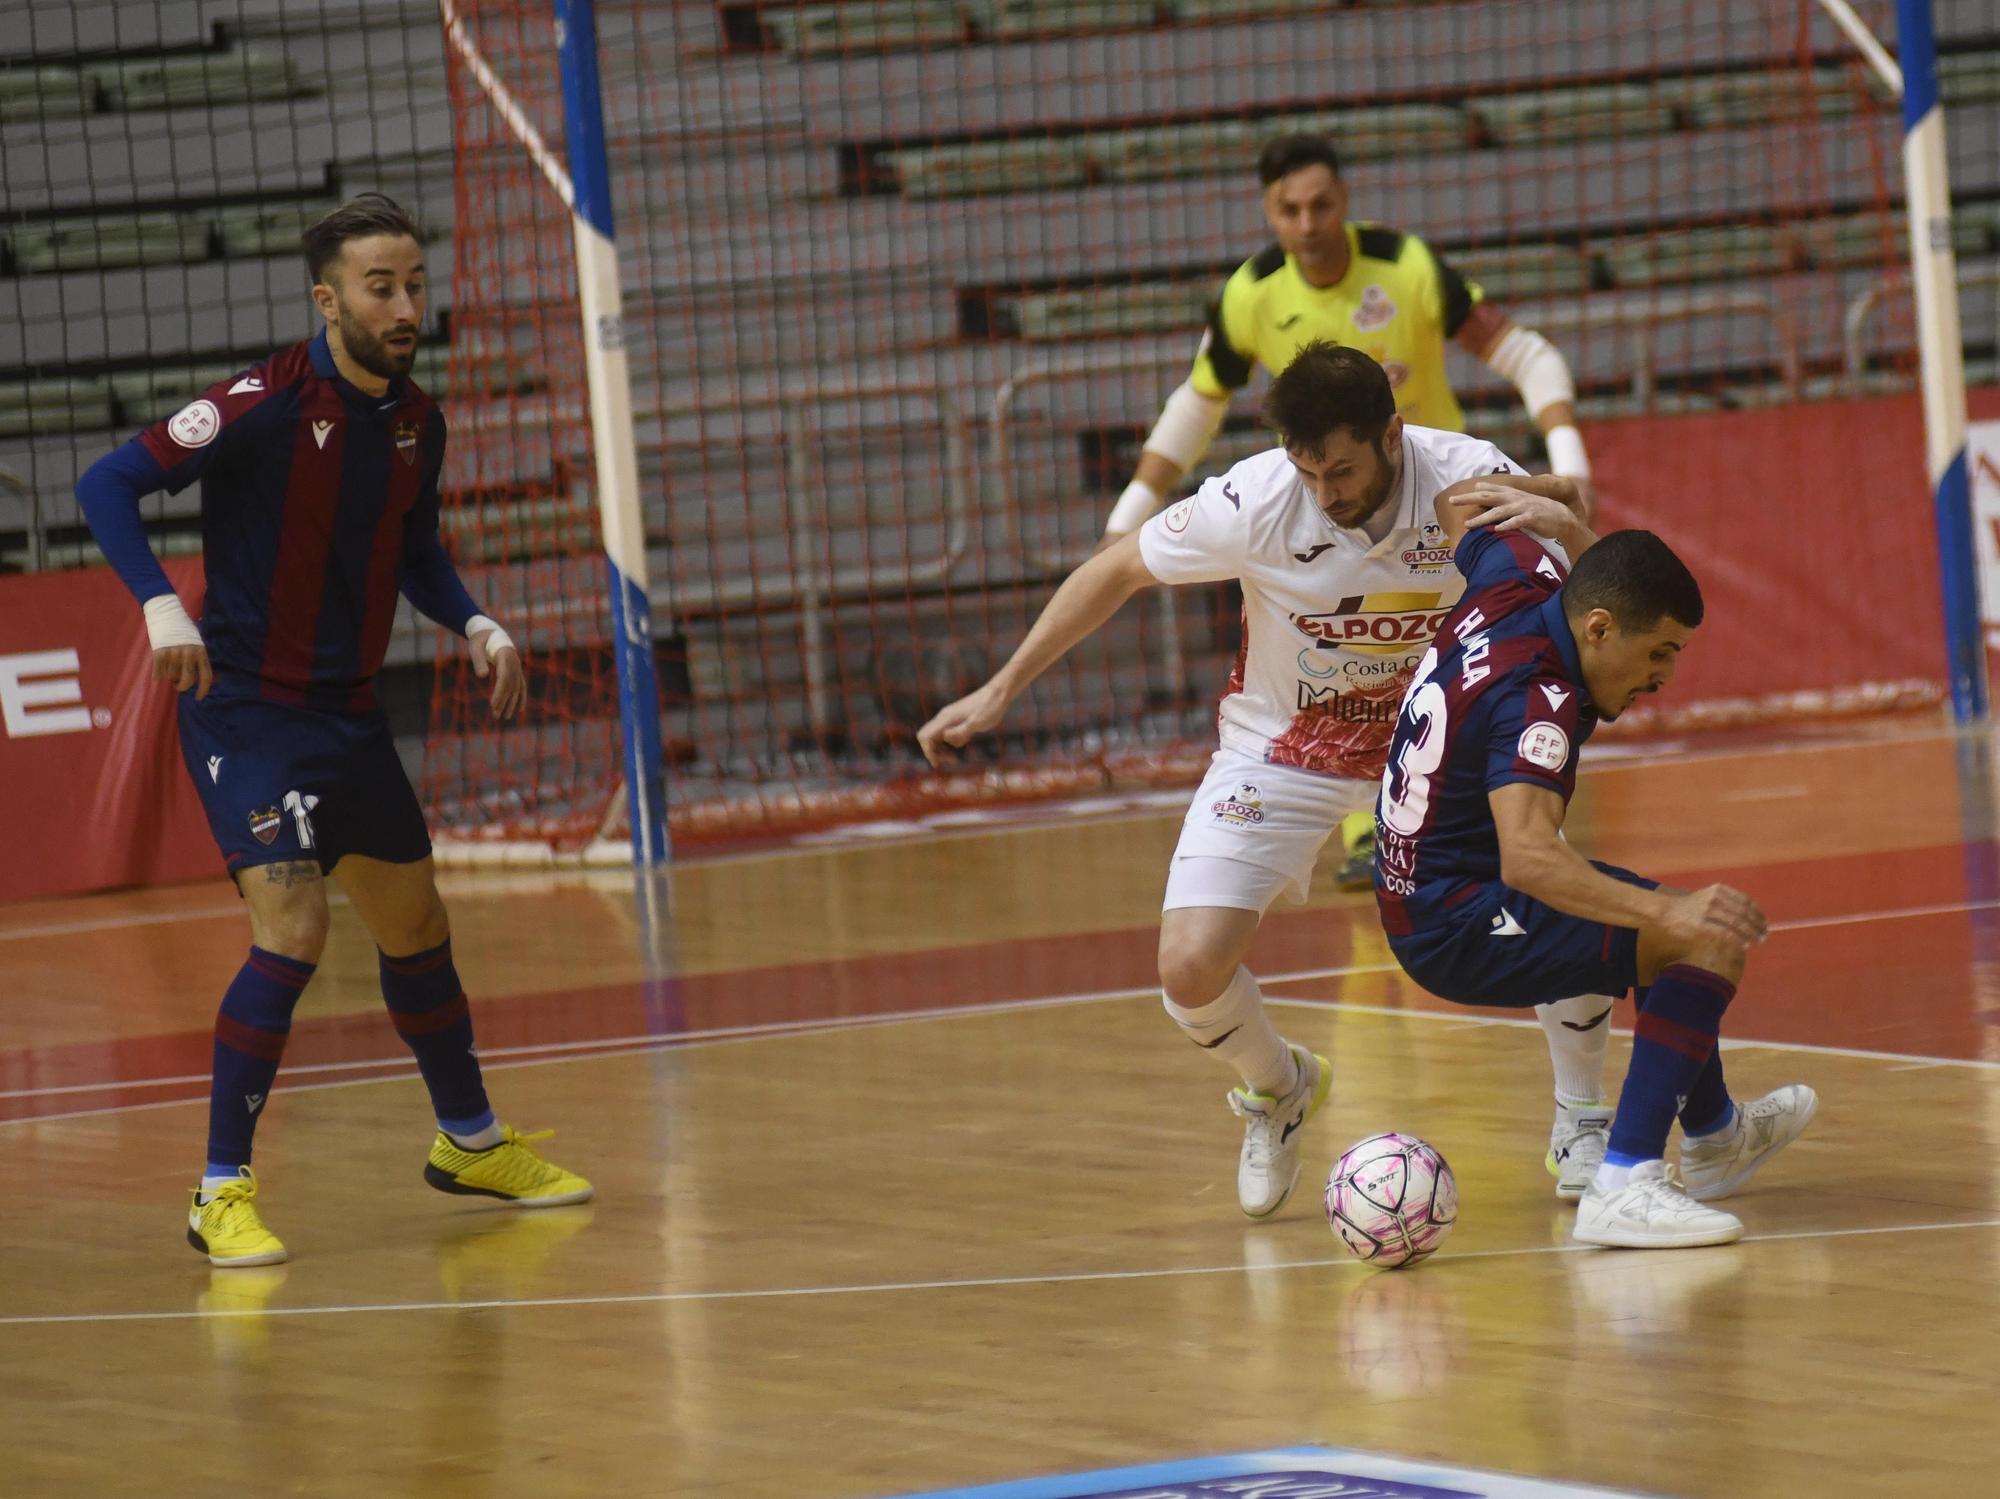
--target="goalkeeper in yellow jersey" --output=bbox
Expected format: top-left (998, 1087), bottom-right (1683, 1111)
top-left (1104, 132), bottom-right (1593, 891)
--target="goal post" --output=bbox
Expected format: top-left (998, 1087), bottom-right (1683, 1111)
top-left (1890, 0), bottom-right (1987, 720)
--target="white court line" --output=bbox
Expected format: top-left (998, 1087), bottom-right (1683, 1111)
top-left (4, 1214), bottom-right (1995, 1329)
top-left (0, 903), bottom-right (249, 942)
top-left (0, 720), bottom-right (1970, 943)
top-left (10, 882), bottom-right (2000, 1125)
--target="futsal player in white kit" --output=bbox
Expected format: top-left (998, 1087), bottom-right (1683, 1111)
top-left (919, 344), bottom-right (1613, 1217)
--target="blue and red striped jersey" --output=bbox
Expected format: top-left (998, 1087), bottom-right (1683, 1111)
top-left (92, 328), bottom-right (480, 713)
top-left (1373, 526), bottom-right (1596, 936)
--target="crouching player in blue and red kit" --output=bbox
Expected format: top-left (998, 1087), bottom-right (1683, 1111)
top-left (77, 194), bottom-right (591, 1267)
top-left (1373, 483), bottom-right (1815, 1247)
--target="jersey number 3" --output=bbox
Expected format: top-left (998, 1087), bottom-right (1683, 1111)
top-left (1382, 649), bottom-right (1445, 837)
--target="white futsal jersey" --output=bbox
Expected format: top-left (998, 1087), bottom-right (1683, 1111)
top-left (1138, 424), bottom-right (1530, 781)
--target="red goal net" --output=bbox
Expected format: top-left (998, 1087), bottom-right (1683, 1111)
top-left (428, 0), bottom-right (2000, 855)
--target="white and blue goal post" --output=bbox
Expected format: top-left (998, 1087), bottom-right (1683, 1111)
top-left (554, 0), bottom-right (670, 864)
top-left (1896, 0), bottom-right (1987, 722)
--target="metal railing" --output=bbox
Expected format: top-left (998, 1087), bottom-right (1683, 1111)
top-left (1844, 263), bottom-right (2000, 391)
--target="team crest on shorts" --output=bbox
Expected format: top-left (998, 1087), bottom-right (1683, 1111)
top-left (248, 806), bottom-right (282, 845)
top-left (393, 419), bottom-right (420, 464)
top-left (1212, 783), bottom-right (1266, 826)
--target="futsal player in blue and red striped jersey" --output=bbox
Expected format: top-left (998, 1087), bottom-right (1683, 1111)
top-left (78, 194), bottom-right (592, 1267)
top-left (1374, 484), bottom-right (1817, 1248)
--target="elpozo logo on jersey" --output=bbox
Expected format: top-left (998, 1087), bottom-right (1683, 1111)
top-left (1401, 521), bottom-right (1453, 573)
top-left (1293, 590), bottom-right (1448, 657)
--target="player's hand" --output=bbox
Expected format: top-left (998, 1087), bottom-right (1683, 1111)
top-left (467, 627), bottom-right (526, 720)
top-left (916, 681), bottom-right (1011, 767)
top-left (1661, 883), bottom-right (1769, 955)
top-left (151, 642), bottom-right (212, 699)
top-left (1447, 484), bottom-right (1577, 539)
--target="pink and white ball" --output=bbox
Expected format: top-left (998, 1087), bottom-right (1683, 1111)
top-left (1324, 1132), bottom-right (1458, 1269)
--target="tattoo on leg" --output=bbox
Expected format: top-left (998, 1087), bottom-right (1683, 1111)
top-left (261, 862), bottom-right (320, 888)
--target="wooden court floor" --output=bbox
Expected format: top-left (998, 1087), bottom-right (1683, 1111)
top-left (3, 719), bottom-right (1999, 1498)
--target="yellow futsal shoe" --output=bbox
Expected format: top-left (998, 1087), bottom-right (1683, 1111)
top-left (1334, 810), bottom-right (1377, 891)
top-left (425, 1125), bottom-right (594, 1207)
top-left (187, 1167), bottom-right (289, 1267)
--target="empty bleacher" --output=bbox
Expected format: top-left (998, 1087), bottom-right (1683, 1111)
top-left (3, 0), bottom-right (1999, 769)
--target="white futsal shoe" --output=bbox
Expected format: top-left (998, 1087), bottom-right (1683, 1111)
top-left (1228, 1044), bottom-right (1331, 1218)
top-left (1573, 1160), bottom-right (1743, 1248)
top-left (1546, 1106), bottom-right (1613, 1200)
top-left (1679, 1084), bottom-right (1818, 1201)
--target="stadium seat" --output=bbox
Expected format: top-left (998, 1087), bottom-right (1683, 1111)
top-left (1275, 103), bottom-right (1468, 162)
top-left (1942, 52), bottom-right (2000, 105)
top-left (888, 137), bottom-right (1089, 199)
top-left (1602, 224), bottom-right (1794, 288)
top-left (1171, 0), bottom-right (1334, 19)
top-left (760, 1), bottom-right (971, 56)
top-left (0, 380), bottom-right (114, 440)
top-left (987, 0), bottom-right (1161, 38)
top-left (1453, 242), bottom-right (1593, 298)
top-left (1091, 120), bottom-right (1255, 184)
top-left (0, 66), bottom-right (96, 123)
top-left (215, 202), bottom-right (338, 258)
top-left (1471, 85), bottom-right (1676, 146)
top-left (1011, 281), bottom-right (1205, 340)
top-left (1676, 67), bottom-right (1876, 128)
top-left (87, 47), bottom-right (302, 111)
top-left (6, 215), bottom-right (212, 273)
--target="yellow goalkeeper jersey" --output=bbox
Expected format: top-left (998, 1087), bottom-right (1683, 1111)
top-left (1190, 221), bottom-right (1485, 432)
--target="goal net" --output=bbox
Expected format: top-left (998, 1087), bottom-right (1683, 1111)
top-left (426, 1), bottom-right (2000, 848)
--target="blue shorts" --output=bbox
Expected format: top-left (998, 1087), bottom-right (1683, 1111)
top-left (176, 692), bottom-right (431, 876)
top-left (1388, 862), bottom-right (1658, 1008)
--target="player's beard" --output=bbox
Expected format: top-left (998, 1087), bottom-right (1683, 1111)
top-left (1331, 443), bottom-right (1400, 528)
top-left (334, 301), bottom-right (419, 381)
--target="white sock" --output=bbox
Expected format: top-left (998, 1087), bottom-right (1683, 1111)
top-left (1536, 994), bottom-right (1616, 1107)
top-left (199, 1173), bottom-right (242, 1198)
top-left (445, 1122), bottom-right (505, 1150)
top-left (1164, 966), bottom-right (1297, 1096)
top-left (1592, 1160), bottom-right (1644, 1194)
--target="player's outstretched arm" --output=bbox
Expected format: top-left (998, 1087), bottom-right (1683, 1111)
top-left (76, 439), bottom-right (212, 698)
top-left (918, 530), bottom-right (1160, 765)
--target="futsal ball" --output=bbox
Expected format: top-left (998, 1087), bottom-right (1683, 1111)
top-left (1324, 1132), bottom-right (1458, 1270)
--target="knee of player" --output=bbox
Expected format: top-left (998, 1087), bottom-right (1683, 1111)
top-left (384, 891), bottom-right (452, 954)
top-left (1654, 932), bottom-right (1748, 985)
top-left (256, 900), bottom-right (330, 962)
top-left (1156, 937), bottom-right (1235, 1008)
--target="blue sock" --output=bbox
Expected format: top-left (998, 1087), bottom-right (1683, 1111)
top-left (1605, 965), bottom-right (1736, 1165)
top-left (379, 939), bottom-right (491, 1126)
top-left (1678, 1053), bottom-right (1734, 1137)
top-left (206, 947), bottom-right (314, 1170)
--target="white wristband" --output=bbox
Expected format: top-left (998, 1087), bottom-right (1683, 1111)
top-left (465, 614), bottom-right (516, 660)
top-left (142, 592), bottom-right (203, 651)
top-left (1105, 479), bottom-right (1163, 535)
top-left (1544, 424), bottom-right (1591, 479)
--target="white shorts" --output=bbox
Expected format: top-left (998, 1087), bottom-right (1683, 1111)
top-left (1161, 749), bottom-right (1379, 913)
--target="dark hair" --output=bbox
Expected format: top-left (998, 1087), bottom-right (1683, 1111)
top-left (1261, 341), bottom-right (1397, 456)
top-left (1563, 530), bottom-right (1705, 632)
top-left (302, 192), bottom-right (423, 282)
top-left (1257, 133), bottom-right (1342, 186)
